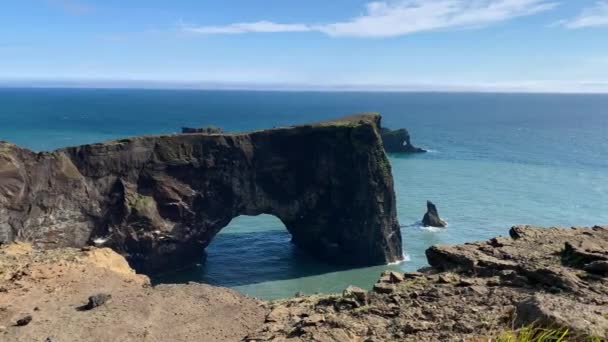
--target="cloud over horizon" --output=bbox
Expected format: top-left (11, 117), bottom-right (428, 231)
top-left (181, 0), bottom-right (558, 38)
top-left (560, 1), bottom-right (608, 29)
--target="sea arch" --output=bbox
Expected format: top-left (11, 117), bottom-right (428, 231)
top-left (0, 114), bottom-right (403, 274)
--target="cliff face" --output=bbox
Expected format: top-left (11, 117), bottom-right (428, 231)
top-left (0, 113), bottom-right (403, 273)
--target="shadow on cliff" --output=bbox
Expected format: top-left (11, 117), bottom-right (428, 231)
top-left (151, 229), bottom-right (356, 288)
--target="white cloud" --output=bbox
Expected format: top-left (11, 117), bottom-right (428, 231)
top-left (181, 21), bottom-right (312, 34)
top-left (561, 1), bottom-right (608, 29)
top-left (181, 0), bottom-right (558, 38)
top-left (321, 0), bottom-right (558, 37)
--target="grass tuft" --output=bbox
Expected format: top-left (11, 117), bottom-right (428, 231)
top-left (491, 326), bottom-right (603, 342)
top-left (494, 326), bottom-right (568, 342)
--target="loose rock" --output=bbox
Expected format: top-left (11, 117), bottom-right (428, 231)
top-left (15, 315), bottom-right (32, 326)
top-left (82, 293), bottom-right (112, 310)
top-left (372, 283), bottom-right (395, 294)
top-left (343, 286), bottom-right (367, 303)
top-left (388, 271), bottom-right (405, 283)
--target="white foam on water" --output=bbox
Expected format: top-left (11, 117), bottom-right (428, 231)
top-left (420, 225), bottom-right (447, 232)
top-left (401, 220), bottom-right (448, 231)
top-left (92, 237), bottom-right (110, 246)
top-left (387, 253), bottom-right (411, 265)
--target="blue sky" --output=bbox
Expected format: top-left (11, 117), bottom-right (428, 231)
top-left (1, 0), bottom-right (608, 92)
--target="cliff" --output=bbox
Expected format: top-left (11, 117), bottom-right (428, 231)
top-left (181, 125), bottom-right (427, 154)
top-left (0, 113), bottom-right (403, 274)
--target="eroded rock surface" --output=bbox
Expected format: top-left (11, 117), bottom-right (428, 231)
top-left (181, 126), bottom-right (224, 134)
top-left (0, 113), bottom-right (402, 274)
top-left (253, 225), bottom-right (608, 341)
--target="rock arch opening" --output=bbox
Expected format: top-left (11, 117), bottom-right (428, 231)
top-left (154, 214), bottom-right (360, 296)
top-left (200, 214), bottom-right (301, 286)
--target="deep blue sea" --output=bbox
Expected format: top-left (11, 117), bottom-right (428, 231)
top-left (2, 88), bottom-right (608, 299)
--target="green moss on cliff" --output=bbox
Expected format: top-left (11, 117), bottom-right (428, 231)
top-left (127, 193), bottom-right (156, 213)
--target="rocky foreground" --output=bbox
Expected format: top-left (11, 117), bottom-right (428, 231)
top-left (250, 225), bottom-right (608, 341)
top-left (2, 225), bottom-right (608, 341)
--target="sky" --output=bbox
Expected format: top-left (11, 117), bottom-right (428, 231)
top-left (1, 0), bottom-right (608, 92)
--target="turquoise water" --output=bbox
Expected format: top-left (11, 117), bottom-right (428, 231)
top-left (1, 89), bottom-right (608, 299)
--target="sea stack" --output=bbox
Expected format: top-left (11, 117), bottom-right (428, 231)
top-left (422, 201), bottom-right (447, 228)
top-left (380, 128), bottom-right (426, 154)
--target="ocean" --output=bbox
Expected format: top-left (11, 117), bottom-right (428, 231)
top-left (2, 88), bottom-right (607, 299)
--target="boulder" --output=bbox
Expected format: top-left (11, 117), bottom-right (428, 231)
top-left (82, 293), bottom-right (112, 310)
top-left (422, 201), bottom-right (447, 228)
top-left (515, 294), bottom-right (608, 339)
top-left (15, 315), bottom-right (32, 326)
top-left (343, 286), bottom-right (367, 303)
top-left (388, 271), bottom-right (405, 283)
top-left (373, 283), bottom-right (395, 294)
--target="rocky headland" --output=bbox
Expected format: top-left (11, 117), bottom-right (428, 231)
top-left (180, 125), bottom-right (427, 155)
top-left (2, 225), bottom-right (607, 341)
top-left (0, 113), bottom-right (402, 274)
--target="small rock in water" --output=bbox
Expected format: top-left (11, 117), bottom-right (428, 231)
top-left (82, 293), bottom-right (112, 310)
top-left (422, 201), bottom-right (447, 228)
top-left (15, 314), bottom-right (32, 326)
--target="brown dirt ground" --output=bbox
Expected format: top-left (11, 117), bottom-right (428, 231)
top-left (0, 243), bottom-right (267, 342)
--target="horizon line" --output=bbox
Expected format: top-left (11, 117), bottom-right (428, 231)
top-left (1, 78), bottom-right (608, 95)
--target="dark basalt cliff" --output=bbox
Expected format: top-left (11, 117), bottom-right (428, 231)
top-left (0, 113), bottom-right (403, 273)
